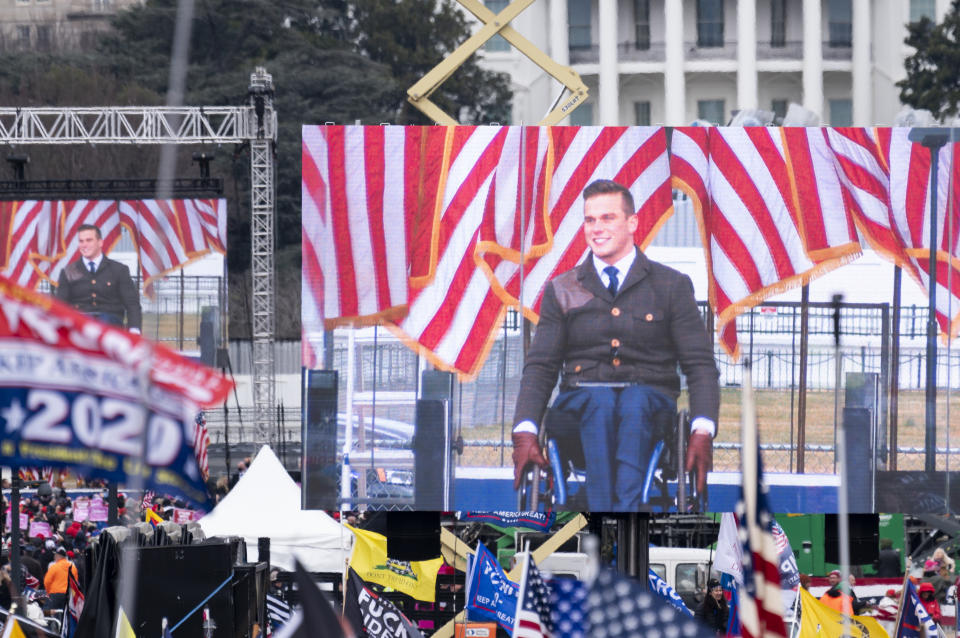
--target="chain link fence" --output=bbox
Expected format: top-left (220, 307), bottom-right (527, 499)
top-left (323, 299), bottom-right (960, 478)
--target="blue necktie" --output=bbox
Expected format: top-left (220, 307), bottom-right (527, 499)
top-left (603, 266), bottom-right (619, 296)
top-left (88, 261), bottom-right (96, 274)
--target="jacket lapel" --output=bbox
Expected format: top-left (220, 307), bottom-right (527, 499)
top-left (576, 257), bottom-right (611, 300)
top-left (616, 248), bottom-right (650, 295)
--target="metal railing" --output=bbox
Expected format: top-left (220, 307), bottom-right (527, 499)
top-left (318, 297), bottom-right (960, 477)
top-left (37, 274), bottom-right (225, 352)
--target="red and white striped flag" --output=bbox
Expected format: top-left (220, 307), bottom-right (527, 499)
top-left (302, 125), bottom-right (441, 329)
top-left (119, 198), bottom-right (227, 296)
top-left (827, 127), bottom-right (960, 340)
top-left (513, 553), bottom-right (554, 638)
top-left (0, 200), bottom-right (57, 290)
top-left (880, 128), bottom-right (960, 340)
top-left (671, 127), bottom-right (860, 357)
top-left (393, 125), bottom-right (516, 375)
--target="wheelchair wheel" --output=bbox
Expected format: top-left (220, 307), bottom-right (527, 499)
top-left (516, 465), bottom-right (553, 511)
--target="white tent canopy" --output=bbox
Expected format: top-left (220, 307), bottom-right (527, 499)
top-left (199, 445), bottom-right (352, 573)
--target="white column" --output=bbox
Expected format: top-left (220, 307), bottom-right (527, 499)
top-left (852, 0), bottom-right (871, 125)
top-left (550, 0), bottom-right (570, 66)
top-left (664, 0), bottom-right (685, 125)
top-left (737, 0), bottom-right (758, 110)
top-left (802, 0), bottom-right (823, 120)
top-left (598, 0), bottom-right (619, 124)
top-left (936, 0), bottom-right (950, 22)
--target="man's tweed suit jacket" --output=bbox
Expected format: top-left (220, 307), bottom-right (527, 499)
top-left (513, 248), bottom-right (719, 427)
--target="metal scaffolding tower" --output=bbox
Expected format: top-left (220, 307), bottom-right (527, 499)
top-left (247, 68), bottom-right (277, 445)
top-left (0, 67), bottom-right (278, 445)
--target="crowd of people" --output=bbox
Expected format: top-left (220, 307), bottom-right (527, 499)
top-left (688, 541), bottom-right (959, 637)
top-left (0, 474), bottom-right (243, 629)
top-left (810, 544), bottom-right (958, 632)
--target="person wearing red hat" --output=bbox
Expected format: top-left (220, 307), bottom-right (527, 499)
top-left (819, 570), bottom-right (854, 615)
top-left (918, 582), bottom-right (943, 625)
top-left (65, 520), bottom-right (82, 538)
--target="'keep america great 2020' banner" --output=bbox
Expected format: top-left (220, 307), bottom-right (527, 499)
top-left (0, 276), bottom-right (232, 509)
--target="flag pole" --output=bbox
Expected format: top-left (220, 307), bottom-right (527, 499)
top-left (832, 293), bottom-right (852, 638)
top-left (115, 345), bottom-right (157, 632)
top-left (788, 588), bottom-right (801, 638)
top-left (891, 571), bottom-right (911, 637)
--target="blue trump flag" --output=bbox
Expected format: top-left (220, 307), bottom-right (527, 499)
top-left (721, 571), bottom-right (740, 636)
top-left (647, 568), bottom-right (694, 617)
top-left (897, 579), bottom-right (939, 638)
top-left (465, 543), bottom-right (518, 632)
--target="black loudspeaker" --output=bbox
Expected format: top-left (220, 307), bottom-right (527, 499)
top-left (124, 543), bottom-right (237, 637)
top-left (302, 370), bottom-right (339, 510)
top-left (386, 511), bottom-right (441, 561)
top-left (198, 306), bottom-right (220, 367)
top-left (413, 399), bottom-right (445, 510)
top-left (825, 514), bottom-right (879, 565)
top-left (843, 407), bottom-right (873, 512)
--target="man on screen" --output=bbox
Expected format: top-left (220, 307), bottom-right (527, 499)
top-left (511, 179), bottom-right (719, 511)
top-left (55, 223), bottom-right (141, 333)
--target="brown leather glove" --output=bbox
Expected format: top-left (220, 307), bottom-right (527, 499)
top-left (685, 431), bottom-right (713, 495)
top-left (512, 432), bottom-right (549, 490)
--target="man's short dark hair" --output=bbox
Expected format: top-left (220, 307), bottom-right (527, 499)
top-left (77, 224), bottom-right (102, 239)
top-left (582, 179), bottom-right (635, 217)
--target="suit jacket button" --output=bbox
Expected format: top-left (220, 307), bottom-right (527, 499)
top-left (574, 365), bottom-right (582, 372)
top-left (611, 307), bottom-right (621, 317)
top-left (611, 338), bottom-right (621, 348)
top-left (612, 357), bottom-right (621, 367)
top-left (645, 313), bottom-right (654, 321)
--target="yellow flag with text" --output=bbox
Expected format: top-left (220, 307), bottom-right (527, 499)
top-left (798, 587), bottom-right (890, 638)
top-left (347, 525), bottom-right (443, 602)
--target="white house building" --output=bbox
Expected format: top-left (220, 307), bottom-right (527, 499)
top-left (475, 0), bottom-right (951, 127)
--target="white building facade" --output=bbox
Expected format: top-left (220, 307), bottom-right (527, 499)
top-left (477, 0), bottom-right (951, 126)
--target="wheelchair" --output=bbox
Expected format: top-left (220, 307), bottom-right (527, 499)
top-left (516, 397), bottom-right (707, 513)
